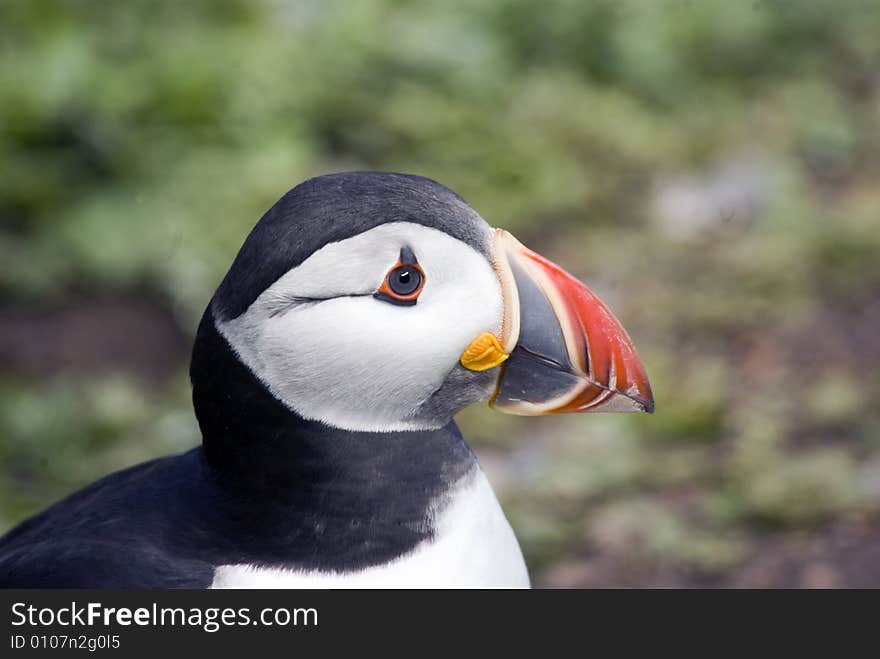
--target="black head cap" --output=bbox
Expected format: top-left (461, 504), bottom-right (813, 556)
top-left (212, 172), bottom-right (491, 321)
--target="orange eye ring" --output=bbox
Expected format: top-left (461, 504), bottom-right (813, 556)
top-left (374, 247), bottom-right (425, 306)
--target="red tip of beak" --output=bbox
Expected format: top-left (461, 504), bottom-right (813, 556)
top-left (515, 244), bottom-right (654, 414)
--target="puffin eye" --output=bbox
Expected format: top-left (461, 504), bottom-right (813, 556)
top-left (374, 247), bottom-right (426, 306)
top-left (388, 266), bottom-right (422, 297)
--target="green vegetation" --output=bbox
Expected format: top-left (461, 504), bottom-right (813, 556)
top-left (2, 0), bottom-right (879, 586)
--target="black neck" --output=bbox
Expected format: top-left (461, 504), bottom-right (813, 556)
top-left (188, 308), bottom-right (476, 570)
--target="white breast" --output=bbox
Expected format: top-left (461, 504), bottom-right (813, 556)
top-left (210, 468), bottom-right (530, 588)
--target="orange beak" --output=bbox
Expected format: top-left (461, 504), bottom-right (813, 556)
top-left (462, 230), bottom-right (653, 415)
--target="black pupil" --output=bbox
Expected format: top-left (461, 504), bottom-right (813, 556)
top-left (389, 266), bottom-right (421, 296)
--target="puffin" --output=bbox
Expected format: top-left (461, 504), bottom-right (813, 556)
top-left (0, 172), bottom-right (653, 588)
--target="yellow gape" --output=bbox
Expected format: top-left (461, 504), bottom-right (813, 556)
top-left (459, 332), bottom-right (509, 372)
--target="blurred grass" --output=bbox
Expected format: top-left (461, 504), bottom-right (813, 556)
top-left (2, 0), bottom-right (880, 586)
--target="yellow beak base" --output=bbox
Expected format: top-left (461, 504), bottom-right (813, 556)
top-left (460, 332), bottom-right (510, 372)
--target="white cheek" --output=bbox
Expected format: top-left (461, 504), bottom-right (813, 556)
top-left (218, 222), bottom-right (503, 432)
top-left (255, 280), bottom-right (501, 430)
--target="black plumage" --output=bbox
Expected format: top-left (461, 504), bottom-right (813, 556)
top-left (214, 172), bottom-right (490, 321)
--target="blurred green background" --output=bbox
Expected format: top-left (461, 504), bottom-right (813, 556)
top-left (2, 0), bottom-right (879, 587)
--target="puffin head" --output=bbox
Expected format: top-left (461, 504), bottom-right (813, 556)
top-left (197, 172), bottom-right (653, 435)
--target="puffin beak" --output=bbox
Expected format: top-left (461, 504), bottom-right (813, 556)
top-left (460, 230), bottom-right (654, 415)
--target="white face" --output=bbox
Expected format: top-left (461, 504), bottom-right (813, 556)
top-left (216, 222), bottom-right (504, 432)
